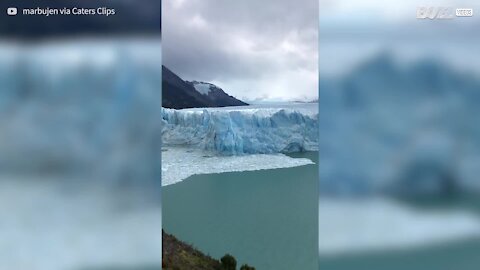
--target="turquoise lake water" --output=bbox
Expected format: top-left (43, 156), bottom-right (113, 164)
top-left (163, 151), bottom-right (318, 270)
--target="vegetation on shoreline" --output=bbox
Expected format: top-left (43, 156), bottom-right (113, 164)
top-left (162, 230), bottom-right (255, 270)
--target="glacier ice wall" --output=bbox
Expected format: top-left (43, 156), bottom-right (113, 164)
top-left (0, 40), bottom-right (162, 185)
top-left (161, 106), bottom-right (319, 155)
top-left (319, 55), bottom-right (480, 194)
top-left (0, 40), bottom-right (162, 270)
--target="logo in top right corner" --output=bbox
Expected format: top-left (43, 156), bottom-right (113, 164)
top-left (416, 7), bottom-right (473, 19)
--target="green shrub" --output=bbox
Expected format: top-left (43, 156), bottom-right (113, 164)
top-left (240, 264), bottom-right (255, 270)
top-left (220, 254), bottom-right (237, 270)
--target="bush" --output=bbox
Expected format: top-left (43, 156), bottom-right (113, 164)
top-left (240, 264), bottom-right (256, 270)
top-left (220, 254), bottom-right (237, 270)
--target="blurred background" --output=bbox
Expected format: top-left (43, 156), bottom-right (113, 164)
top-left (0, 1), bottom-right (161, 270)
top-left (319, 0), bottom-right (480, 269)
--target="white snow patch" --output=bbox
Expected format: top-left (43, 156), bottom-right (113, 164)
top-left (319, 198), bottom-right (480, 255)
top-left (161, 146), bottom-right (314, 186)
top-left (192, 82), bottom-right (212, 95)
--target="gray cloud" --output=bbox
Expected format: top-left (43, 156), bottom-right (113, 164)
top-left (163, 0), bottom-right (318, 101)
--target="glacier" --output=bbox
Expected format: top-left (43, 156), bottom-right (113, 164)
top-left (318, 54), bottom-right (480, 257)
top-left (161, 104), bottom-right (319, 155)
top-left (0, 39), bottom-right (162, 183)
top-left (319, 55), bottom-right (480, 194)
top-left (0, 40), bottom-right (162, 270)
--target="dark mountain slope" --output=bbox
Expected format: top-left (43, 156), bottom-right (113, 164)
top-left (189, 81), bottom-right (249, 107)
top-left (162, 66), bottom-right (248, 109)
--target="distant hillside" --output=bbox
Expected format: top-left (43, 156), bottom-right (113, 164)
top-left (162, 66), bottom-right (248, 109)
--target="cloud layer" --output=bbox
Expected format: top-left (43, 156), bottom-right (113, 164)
top-left (163, 0), bottom-right (318, 101)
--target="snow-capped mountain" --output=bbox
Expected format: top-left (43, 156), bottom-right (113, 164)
top-left (162, 66), bottom-right (248, 109)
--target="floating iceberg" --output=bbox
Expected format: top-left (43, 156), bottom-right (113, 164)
top-left (161, 104), bottom-right (318, 155)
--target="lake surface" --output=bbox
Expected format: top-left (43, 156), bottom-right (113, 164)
top-left (162, 151), bottom-right (318, 270)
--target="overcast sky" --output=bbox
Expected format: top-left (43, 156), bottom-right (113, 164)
top-left (319, 0), bottom-right (480, 77)
top-left (163, 0), bottom-right (318, 102)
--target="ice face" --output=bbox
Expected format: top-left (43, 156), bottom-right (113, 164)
top-left (161, 104), bottom-right (319, 155)
top-left (0, 40), bottom-right (162, 270)
top-left (162, 146), bottom-right (315, 186)
top-left (0, 40), bottom-right (162, 183)
top-left (319, 55), bottom-right (480, 194)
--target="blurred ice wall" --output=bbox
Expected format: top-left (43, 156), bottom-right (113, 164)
top-left (0, 2), bottom-right (161, 270)
top-left (319, 0), bottom-right (480, 268)
top-left (320, 0), bottom-right (480, 195)
top-left (0, 41), bottom-right (161, 183)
